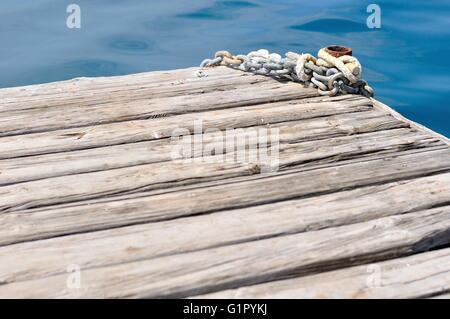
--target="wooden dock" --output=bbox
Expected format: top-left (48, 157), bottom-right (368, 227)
top-left (0, 66), bottom-right (450, 298)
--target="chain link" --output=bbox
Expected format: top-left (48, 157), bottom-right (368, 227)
top-left (200, 49), bottom-right (374, 97)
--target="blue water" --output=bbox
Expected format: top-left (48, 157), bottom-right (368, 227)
top-left (0, 0), bottom-right (449, 136)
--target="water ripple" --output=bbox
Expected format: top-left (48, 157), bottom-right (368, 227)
top-left (105, 35), bottom-right (153, 54)
top-left (177, 0), bottom-right (258, 20)
top-left (289, 18), bottom-right (368, 33)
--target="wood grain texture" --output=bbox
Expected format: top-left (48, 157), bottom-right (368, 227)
top-left (1, 148), bottom-right (449, 245)
top-left (1, 206), bottom-right (450, 298)
top-left (0, 110), bottom-right (404, 185)
top-left (372, 98), bottom-right (450, 147)
top-left (0, 67), bottom-right (275, 111)
top-left (1, 66), bottom-right (449, 299)
top-left (1, 128), bottom-right (441, 213)
top-left (0, 96), bottom-right (371, 158)
top-left (196, 248), bottom-right (450, 299)
top-left (1, 173), bottom-right (449, 284)
top-left (0, 80), bottom-right (318, 136)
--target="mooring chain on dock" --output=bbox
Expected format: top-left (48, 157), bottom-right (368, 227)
top-left (200, 46), bottom-right (374, 97)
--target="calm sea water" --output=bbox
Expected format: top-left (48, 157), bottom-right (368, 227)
top-left (0, 0), bottom-right (449, 136)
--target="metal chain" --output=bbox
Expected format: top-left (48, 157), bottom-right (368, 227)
top-left (200, 49), bottom-right (374, 97)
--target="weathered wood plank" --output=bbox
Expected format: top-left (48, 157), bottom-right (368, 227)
top-left (1, 149), bottom-right (449, 245)
top-left (0, 67), bottom-right (265, 109)
top-left (0, 71), bottom-right (267, 108)
top-left (0, 80), bottom-right (321, 136)
top-left (0, 110), bottom-right (404, 185)
top-left (0, 67), bottom-right (287, 103)
top-left (372, 99), bottom-right (450, 147)
top-left (1, 65), bottom-right (449, 299)
top-left (0, 67), bottom-right (207, 96)
top-left (276, 129), bottom-right (441, 169)
top-left (195, 248), bottom-right (450, 299)
top-left (0, 110), bottom-right (405, 185)
top-left (0, 96), bottom-right (371, 158)
top-left (1, 206), bottom-right (450, 298)
top-left (0, 129), bottom-right (444, 213)
top-left (0, 159), bottom-right (260, 213)
top-left (1, 173), bottom-right (450, 284)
